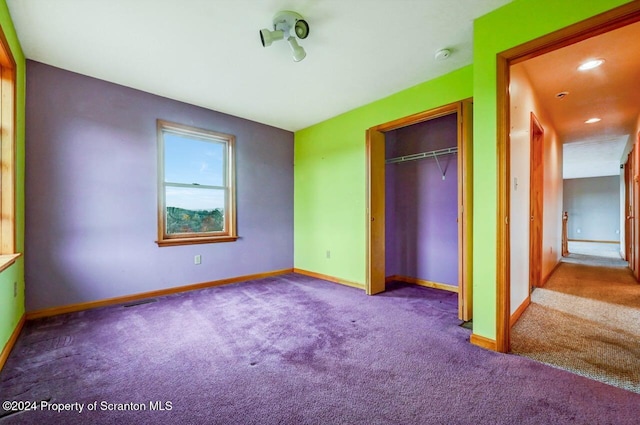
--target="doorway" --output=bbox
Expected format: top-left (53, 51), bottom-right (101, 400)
top-left (626, 136), bottom-right (640, 279)
top-left (366, 100), bottom-right (473, 320)
top-left (496, 2), bottom-right (640, 352)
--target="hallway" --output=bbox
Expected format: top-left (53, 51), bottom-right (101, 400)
top-left (511, 254), bottom-right (640, 393)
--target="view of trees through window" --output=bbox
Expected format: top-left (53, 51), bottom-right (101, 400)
top-left (163, 131), bottom-right (226, 234)
top-left (166, 206), bottom-right (224, 234)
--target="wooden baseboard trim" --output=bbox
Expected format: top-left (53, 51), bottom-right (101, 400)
top-left (510, 295), bottom-right (531, 327)
top-left (0, 314), bottom-right (25, 372)
top-left (26, 268), bottom-right (294, 320)
top-left (293, 268), bottom-right (365, 290)
top-left (470, 333), bottom-right (497, 351)
top-left (386, 275), bottom-right (458, 293)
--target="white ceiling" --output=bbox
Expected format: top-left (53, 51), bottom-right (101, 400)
top-left (520, 20), bottom-right (640, 179)
top-left (6, 0), bottom-right (513, 132)
top-left (563, 136), bottom-right (628, 180)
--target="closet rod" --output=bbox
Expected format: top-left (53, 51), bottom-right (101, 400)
top-left (385, 146), bottom-right (457, 164)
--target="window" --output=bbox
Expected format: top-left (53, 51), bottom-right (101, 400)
top-left (156, 120), bottom-right (237, 246)
top-left (0, 25), bottom-right (17, 267)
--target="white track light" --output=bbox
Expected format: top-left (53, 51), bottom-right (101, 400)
top-left (287, 37), bottom-right (306, 62)
top-left (260, 29), bottom-right (284, 47)
top-left (259, 11), bottom-right (309, 62)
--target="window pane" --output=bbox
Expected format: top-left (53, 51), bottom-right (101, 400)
top-left (165, 186), bottom-right (225, 234)
top-left (164, 132), bottom-right (225, 186)
top-left (157, 120), bottom-right (236, 245)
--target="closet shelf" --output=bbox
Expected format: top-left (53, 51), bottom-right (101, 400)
top-left (385, 146), bottom-right (457, 164)
top-left (386, 146), bottom-right (458, 180)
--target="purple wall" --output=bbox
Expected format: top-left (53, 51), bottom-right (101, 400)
top-left (25, 61), bottom-right (294, 311)
top-left (385, 113), bottom-right (458, 286)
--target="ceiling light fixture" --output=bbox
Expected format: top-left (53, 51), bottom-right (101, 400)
top-left (259, 11), bottom-right (309, 62)
top-left (578, 59), bottom-right (604, 71)
top-left (585, 118), bottom-right (601, 124)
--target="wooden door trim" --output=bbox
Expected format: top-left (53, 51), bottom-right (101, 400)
top-left (460, 99), bottom-right (474, 321)
top-left (366, 128), bottom-right (386, 295)
top-left (624, 157), bottom-right (631, 262)
top-left (372, 103), bottom-right (461, 133)
top-left (529, 112), bottom-right (544, 290)
top-left (366, 99), bottom-right (473, 321)
top-left (496, 52), bottom-right (511, 353)
top-left (634, 133), bottom-right (640, 280)
top-left (496, 1), bottom-right (640, 353)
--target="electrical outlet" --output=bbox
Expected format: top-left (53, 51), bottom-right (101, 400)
top-left (13, 282), bottom-right (17, 297)
top-left (326, 250), bottom-right (331, 259)
top-left (194, 255), bottom-right (201, 265)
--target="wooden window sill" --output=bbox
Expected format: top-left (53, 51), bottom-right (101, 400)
top-left (156, 236), bottom-right (239, 247)
top-left (0, 253), bottom-right (21, 273)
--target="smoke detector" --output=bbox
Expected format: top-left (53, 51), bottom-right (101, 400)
top-left (435, 49), bottom-right (451, 61)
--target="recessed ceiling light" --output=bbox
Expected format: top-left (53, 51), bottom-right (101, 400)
top-left (578, 59), bottom-right (605, 71)
top-left (585, 118), bottom-right (601, 124)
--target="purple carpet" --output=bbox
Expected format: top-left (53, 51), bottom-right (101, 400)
top-left (1, 273), bottom-right (639, 424)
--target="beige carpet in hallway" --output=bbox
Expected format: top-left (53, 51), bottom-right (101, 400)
top-left (511, 261), bottom-right (640, 393)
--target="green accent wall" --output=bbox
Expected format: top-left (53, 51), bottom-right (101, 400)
top-left (472, 0), bottom-right (633, 339)
top-left (295, 0), bottom-right (633, 343)
top-left (0, 0), bottom-right (26, 354)
top-left (294, 66), bottom-right (473, 283)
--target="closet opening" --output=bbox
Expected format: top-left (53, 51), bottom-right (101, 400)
top-left (366, 100), bottom-right (473, 321)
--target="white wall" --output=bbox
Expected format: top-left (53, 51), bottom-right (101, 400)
top-left (618, 134), bottom-right (634, 259)
top-left (509, 64), bottom-right (563, 315)
top-left (563, 176), bottom-right (620, 241)
top-left (509, 65), bottom-right (532, 315)
top-left (542, 114), bottom-right (563, 281)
